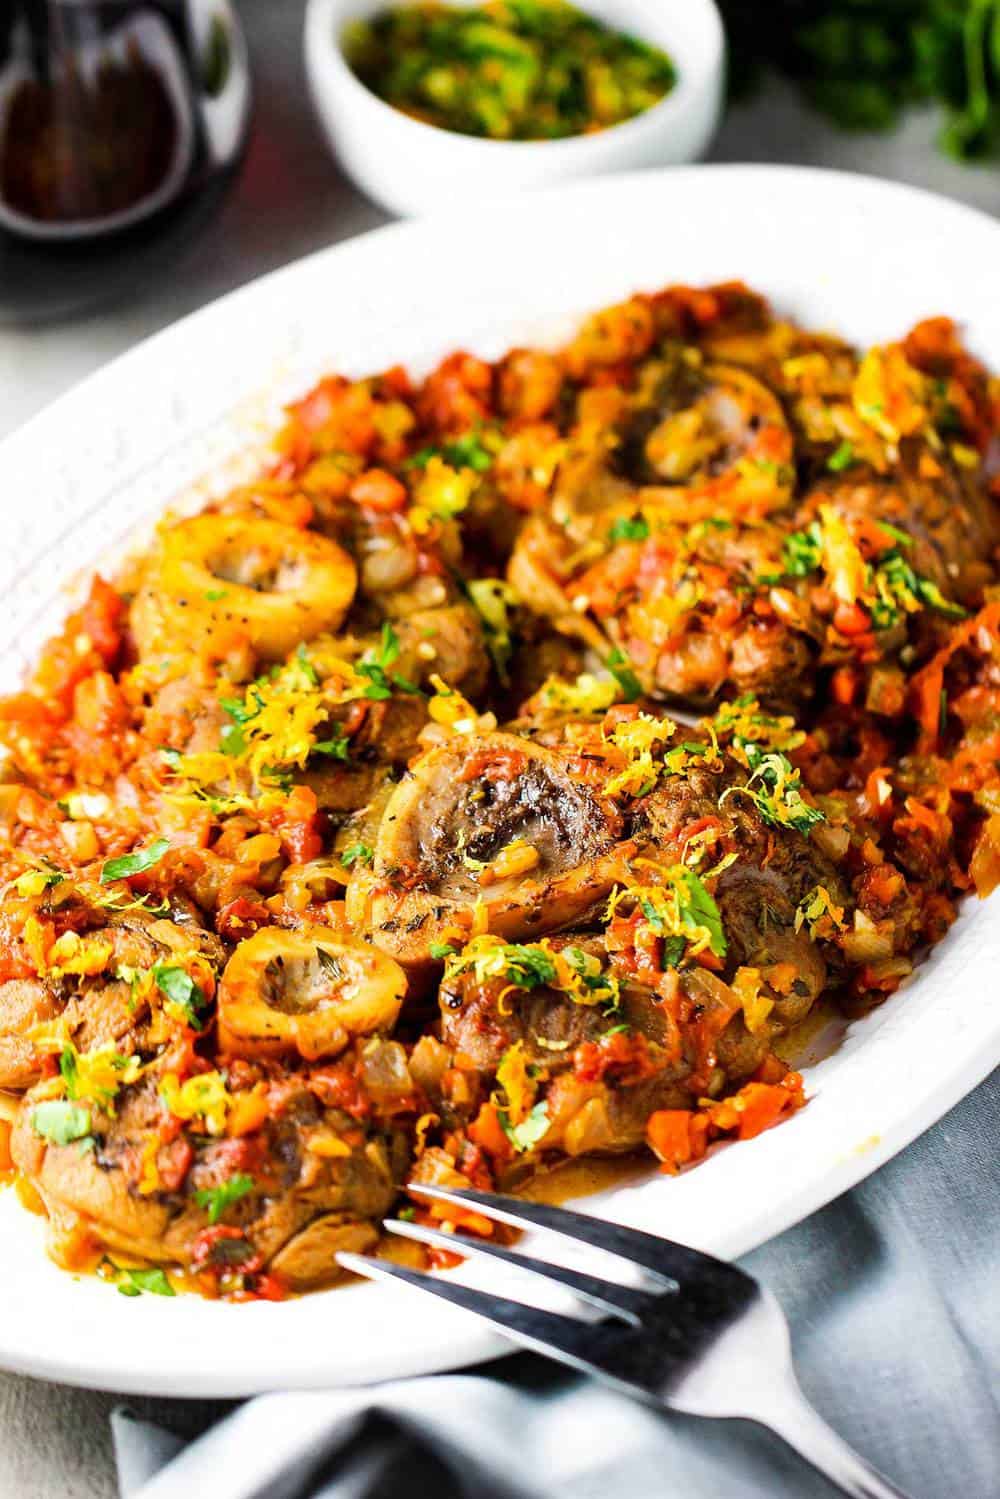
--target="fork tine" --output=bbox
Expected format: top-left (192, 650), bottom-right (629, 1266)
top-left (409, 1185), bottom-right (743, 1289)
top-left (337, 1252), bottom-right (634, 1390)
top-left (384, 1218), bottom-right (647, 1324)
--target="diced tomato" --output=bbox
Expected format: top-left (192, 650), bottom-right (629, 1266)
top-left (573, 1031), bottom-right (658, 1086)
top-left (191, 1225), bottom-right (254, 1271)
top-left (457, 747), bottom-right (528, 784)
top-left (572, 544), bottom-right (641, 617)
top-left (226, 1088), bottom-right (270, 1138)
top-left (349, 468), bottom-right (408, 513)
top-left (833, 602), bottom-right (872, 638)
top-left (216, 896), bottom-right (271, 941)
top-left (426, 1245), bottom-right (463, 1270)
top-left (234, 1272), bottom-right (287, 1302)
top-left (418, 352), bottom-right (493, 434)
top-left (0, 693), bottom-right (59, 726)
top-left (80, 576), bottom-right (124, 664)
top-left (156, 1137), bottom-right (193, 1192)
top-left (307, 1061), bottom-right (371, 1120)
top-left (268, 785), bottom-right (324, 863)
top-left (706, 1072), bottom-right (805, 1141)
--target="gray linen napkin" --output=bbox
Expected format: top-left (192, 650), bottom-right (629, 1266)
top-left (112, 1071), bottom-right (1000, 1499)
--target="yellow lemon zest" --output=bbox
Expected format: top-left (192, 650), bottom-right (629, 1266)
top-left (495, 1042), bottom-right (535, 1127)
top-left (818, 504), bottom-right (868, 606)
top-left (159, 1071), bottom-right (232, 1136)
top-left (603, 713), bottom-right (677, 800)
top-left (138, 1136), bottom-right (161, 1196)
top-left (794, 884), bottom-right (847, 938)
top-left (537, 672), bottom-right (619, 715)
top-left (731, 966), bottom-right (774, 1036)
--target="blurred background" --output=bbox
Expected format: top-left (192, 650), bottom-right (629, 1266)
top-left (2, 0), bottom-right (1000, 437)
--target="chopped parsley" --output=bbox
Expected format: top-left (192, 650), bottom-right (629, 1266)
top-left (153, 965), bottom-right (208, 1029)
top-left (407, 429), bottom-right (495, 474)
top-left (345, 3), bottom-right (677, 144)
top-left (827, 441), bottom-right (855, 472)
top-left (109, 1263), bottom-right (175, 1298)
top-left (467, 577), bottom-right (518, 683)
top-left (92, 887), bottom-right (171, 917)
top-left (635, 870), bottom-right (726, 958)
top-left (295, 643), bottom-right (319, 685)
top-left (442, 935), bottom-right (618, 1006)
top-left (358, 623), bottom-right (421, 700)
top-left (611, 866), bottom-right (727, 967)
top-left (560, 945), bottom-right (620, 1006)
top-left (735, 745), bottom-right (825, 834)
top-left (429, 941), bottom-right (458, 960)
top-left (869, 550), bottom-right (967, 630)
top-left (608, 514), bottom-right (650, 543)
top-left (605, 647), bottom-right (642, 702)
top-left (30, 1100), bottom-right (93, 1149)
top-left (341, 842), bottom-right (374, 868)
top-left (316, 946), bottom-right (343, 980)
top-left (781, 523), bottom-right (823, 578)
top-left (219, 720), bottom-right (247, 757)
top-left (195, 1174), bottom-right (255, 1225)
top-left (709, 695), bottom-right (805, 757)
top-left (312, 733), bottom-right (351, 761)
top-left (499, 1100), bottom-right (550, 1154)
top-left (471, 942), bottom-right (557, 989)
top-left (99, 838), bottom-right (170, 885)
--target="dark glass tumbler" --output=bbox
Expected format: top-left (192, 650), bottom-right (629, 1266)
top-left (0, 1), bottom-right (251, 320)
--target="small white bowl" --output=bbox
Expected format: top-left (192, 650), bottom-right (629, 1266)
top-left (305, 0), bottom-right (725, 216)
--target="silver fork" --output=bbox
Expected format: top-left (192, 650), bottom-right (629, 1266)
top-left (339, 1185), bottom-right (914, 1499)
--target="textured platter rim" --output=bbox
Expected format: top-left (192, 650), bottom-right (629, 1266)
top-left (0, 164), bottom-right (998, 1395)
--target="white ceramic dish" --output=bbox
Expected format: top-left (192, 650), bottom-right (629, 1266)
top-left (0, 165), bottom-right (998, 1397)
top-left (304, 0), bottom-right (724, 214)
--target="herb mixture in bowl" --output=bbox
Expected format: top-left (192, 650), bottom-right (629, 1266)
top-left (342, 0), bottom-right (678, 141)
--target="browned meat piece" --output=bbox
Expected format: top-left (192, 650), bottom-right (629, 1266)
top-left (0, 893), bottom-right (224, 1091)
top-left (350, 731), bottom-right (628, 965)
top-left (393, 602), bottom-right (490, 697)
top-left (631, 757), bottom-right (848, 1012)
top-left (798, 467), bottom-right (999, 614)
top-left (440, 955), bottom-right (672, 1074)
top-left (11, 1045), bottom-right (411, 1287)
top-left (613, 358), bottom-right (794, 511)
top-left (0, 979), bottom-right (59, 1090)
top-left (429, 738), bottom-right (852, 1160)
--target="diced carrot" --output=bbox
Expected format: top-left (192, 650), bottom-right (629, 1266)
top-left (227, 1088), bottom-right (269, 1138)
top-left (467, 1102), bottom-right (513, 1163)
top-left (349, 468), bottom-right (408, 513)
top-left (427, 1246), bottom-right (463, 1270)
top-left (429, 1200), bottom-right (494, 1237)
top-left (970, 815), bottom-right (1000, 898)
top-left (646, 1110), bottom-right (706, 1174)
top-left (708, 1073), bottom-right (805, 1142)
top-left (830, 666), bottom-right (859, 706)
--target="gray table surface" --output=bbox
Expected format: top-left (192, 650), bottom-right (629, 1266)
top-left (1, 5), bottom-right (998, 1496)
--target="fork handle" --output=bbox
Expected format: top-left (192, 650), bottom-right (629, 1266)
top-left (750, 1377), bottom-right (915, 1499)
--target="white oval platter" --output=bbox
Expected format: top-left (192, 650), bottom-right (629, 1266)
top-left (0, 166), bottom-right (997, 1395)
